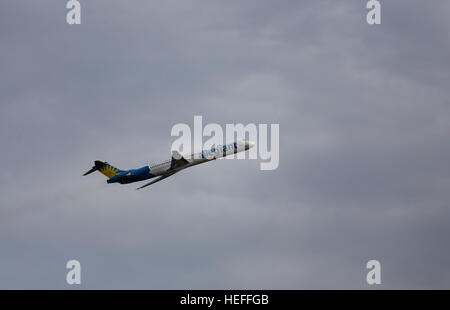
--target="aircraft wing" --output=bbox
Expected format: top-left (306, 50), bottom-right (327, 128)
top-left (136, 171), bottom-right (178, 190)
top-left (170, 150), bottom-right (189, 170)
top-left (136, 151), bottom-right (188, 189)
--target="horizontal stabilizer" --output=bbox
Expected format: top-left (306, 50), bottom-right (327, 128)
top-left (83, 160), bottom-right (122, 178)
top-left (83, 167), bottom-right (97, 176)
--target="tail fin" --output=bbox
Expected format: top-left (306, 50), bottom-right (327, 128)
top-left (83, 160), bottom-right (123, 178)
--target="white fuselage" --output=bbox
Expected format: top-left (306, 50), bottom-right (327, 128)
top-left (148, 140), bottom-right (254, 176)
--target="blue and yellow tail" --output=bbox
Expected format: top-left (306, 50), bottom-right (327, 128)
top-left (83, 160), bottom-right (123, 178)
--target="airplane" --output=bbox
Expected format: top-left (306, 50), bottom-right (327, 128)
top-left (83, 139), bottom-right (255, 189)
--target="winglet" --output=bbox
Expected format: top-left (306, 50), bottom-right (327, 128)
top-left (171, 150), bottom-right (183, 160)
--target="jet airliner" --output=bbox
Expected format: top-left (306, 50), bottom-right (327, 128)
top-left (83, 140), bottom-right (255, 189)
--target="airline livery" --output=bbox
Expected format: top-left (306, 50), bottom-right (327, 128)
top-left (83, 140), bottom-right (255, 189)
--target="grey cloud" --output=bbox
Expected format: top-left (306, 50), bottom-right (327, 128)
top-left (0, 0), bottom-right (449, 289)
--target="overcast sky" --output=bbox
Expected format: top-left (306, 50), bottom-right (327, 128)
top-left (1, 0), bottom-right (450, 289)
